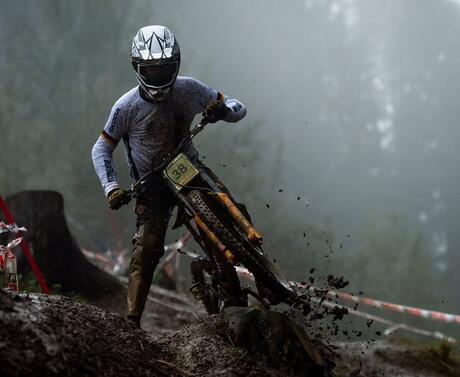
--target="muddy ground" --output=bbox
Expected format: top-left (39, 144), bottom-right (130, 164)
top-left (1, 289), bottom-right (459, 377)
top-left (0, 289), bottom-right (316, 377)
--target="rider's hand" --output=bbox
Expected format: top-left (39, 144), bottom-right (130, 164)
top-left (202, 100), bottom-right (230, 123)
top-left (107, 188), bottom-right (128, 210)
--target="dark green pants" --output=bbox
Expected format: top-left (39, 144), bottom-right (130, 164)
top-left (127, 191), bottom-right (174, 317)
top-left (126, 164), bottom-right (251, 318)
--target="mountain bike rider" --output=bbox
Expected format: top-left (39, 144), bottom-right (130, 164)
top-left (91, 25), bottom-right (247, 328)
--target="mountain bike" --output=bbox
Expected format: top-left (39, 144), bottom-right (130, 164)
top-left (121, 118), bottom-right (297, 313)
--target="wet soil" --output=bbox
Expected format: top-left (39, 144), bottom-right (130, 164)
top-left (0, 289), bottom-right (458, 377)
top-left (0, 290), bottom-right (318, 377)
top-left (328, 340), bottom-right (460, 377)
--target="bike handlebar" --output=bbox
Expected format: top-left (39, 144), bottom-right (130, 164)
top-left (122, 118), bottom-right (210, 203)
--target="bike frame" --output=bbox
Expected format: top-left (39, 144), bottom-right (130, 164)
top-left (122, 118), bottom-right (295, 308)
top-left (126, 118), bottom-right (261, 255)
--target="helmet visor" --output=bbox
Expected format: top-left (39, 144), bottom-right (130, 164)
top-left (138, 62), bottom-right (178, 88)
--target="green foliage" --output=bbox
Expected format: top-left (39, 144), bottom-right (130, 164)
top-left (19, 273), bottom-right (89, 303)
top-left (18, 274), bottom-right (41, 293)
top-left (66, 292), bottom-right (90, 304)
top-left (19, 274), bottom-right (69, 296)
top-left (426, 341), bottom-right (460, 365)
top-left (386, 338), bottom-right (460, 377)
top-left (1, 1), bottom-right (459, 337)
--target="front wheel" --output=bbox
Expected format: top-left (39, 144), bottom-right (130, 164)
top-left (188, 190), bottom-right (247, 312)
top-left (188, 190), bottom-right (296, 307)
top-left (231, 225), bottom-right (297, 305)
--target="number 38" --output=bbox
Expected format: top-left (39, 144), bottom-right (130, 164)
top-left (172, 163), bottom-right (188, 179)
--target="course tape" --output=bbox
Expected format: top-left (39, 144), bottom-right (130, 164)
top-left (175, 232), bottom-right (460, 326)
top-left (308, 287), bottom-right (460, 325)
top-left (0, 195), bottom-right (49, 294)
top-left (0, 236), bottom-right (21, 292)
top-left (0, 222), bottom-right (27, 234)
top-left (310, 296), bottom-right (457, 344)
top-left (0, 237), bottom-right (23, 252)
top-left (82, 232), bottom-right (193, 273)
top-left (85, 230), bottom-right (459, 340)
top-left (84, 232), bottom-right (457, 342)
top-left (233, 265), bottom-right (457, 343)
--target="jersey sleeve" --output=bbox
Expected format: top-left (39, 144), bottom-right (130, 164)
top-left (91, 98), bottom-right (130, 196)
top-left (188, 77), bottom-right (247, 123)
top-left (101, 99), bottom-right (130, 142)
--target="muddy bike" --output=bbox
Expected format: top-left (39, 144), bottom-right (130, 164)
top-left (121, 118), bottom-right (297, 313)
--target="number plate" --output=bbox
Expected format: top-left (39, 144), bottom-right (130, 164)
top-left (163, 153), bottom-right (199, 191)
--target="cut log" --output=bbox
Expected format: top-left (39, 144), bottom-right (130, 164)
top-left (3, 190), bottom-right (125, 312)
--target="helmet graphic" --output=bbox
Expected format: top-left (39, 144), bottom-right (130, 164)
top-left (131, 25), bottom-right (180, 101)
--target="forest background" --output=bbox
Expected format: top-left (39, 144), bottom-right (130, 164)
top-left (1, 0), bottom-right (459, 339)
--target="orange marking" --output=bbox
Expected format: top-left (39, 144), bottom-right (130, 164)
top-left (101, 130), bottom-right (118, 145)
top-left (211, 192), bottom-right (263, 245)
top-left (194, 214), bottom-right (234, 263)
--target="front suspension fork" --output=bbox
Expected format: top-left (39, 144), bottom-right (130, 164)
top-left (209, 192), bottom-right (263, 246)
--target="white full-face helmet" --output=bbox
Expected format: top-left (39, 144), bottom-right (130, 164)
top-left (131, 25), bottom-right (180, 101)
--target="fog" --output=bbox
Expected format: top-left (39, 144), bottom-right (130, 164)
top-left (1, 0), bottom-right (459, 338)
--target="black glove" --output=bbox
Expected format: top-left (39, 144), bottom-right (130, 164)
top-left (107, 188), bottom-right (130, 210)
top-left (202, 100), bottom-right (230, 123)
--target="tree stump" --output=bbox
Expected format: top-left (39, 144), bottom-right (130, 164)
top-left (3, 190), bottom-right (125, 312)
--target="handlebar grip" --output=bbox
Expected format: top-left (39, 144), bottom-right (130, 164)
top-left (121, 191), bottom-right (133, 206)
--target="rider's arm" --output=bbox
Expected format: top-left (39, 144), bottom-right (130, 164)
top-left (188, 77), bottom-right (247, 123)
top-left (91, 100), bottom-right (129, 196)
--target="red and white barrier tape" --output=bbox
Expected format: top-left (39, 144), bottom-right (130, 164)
top-left (83, 232), bottom-right (457, 342)
top-left (0, 218), bottom-right (26, 293)
top-left (237, 270), bottom-right (460, 325)
top-left (0, 222), bottom-right (27, 234)
top-left (175, 233), bottom-right (460, 326)
top-left (310, 296), bottom-right (457, 343)
top-left (82, 232), bottom-right (193, 274)
top-left (0, 237), bottom-right (23, 252)
top-left (153, 233), bottom-right (193, 279)
top-left (233, 265), bottom-right (457, 343)
top-left (0, 237), bottom-right (21, 292)
top-left (122, 251), bottom-right (456, 342)
top-left (81, 249), bottom-right (112, 264)
top-left (85, 230), bottom-right (460, 338)
top-left (0, 195), bottom-right (49, 294)
top-left (165, 231), bottom-right (193, 253)
top-left (298, 286), bottom-right (460, 325)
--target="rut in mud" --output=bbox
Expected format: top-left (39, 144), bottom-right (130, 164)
top-left (0, 290), bottom-right (324, 377)
top-left (1, 289), bottom-right (459, 377)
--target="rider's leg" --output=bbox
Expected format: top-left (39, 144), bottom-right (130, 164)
top-left (127, 192), bottom-right (174, 326)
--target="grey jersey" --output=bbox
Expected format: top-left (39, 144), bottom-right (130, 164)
top-left (92, 76), bottom-right (247, 196)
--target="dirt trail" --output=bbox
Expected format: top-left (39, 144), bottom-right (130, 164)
top-left (0, 289), bottom-right (458, 377)
top-left (0, 290), bottom-right (313, 377)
